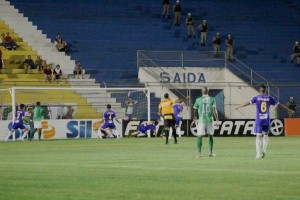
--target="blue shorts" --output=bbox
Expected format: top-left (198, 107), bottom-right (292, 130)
top-left (101, 122), bottom-right (116, 130)
top-left (12, 123), bottom-right (26, 130)
top-left (254, 124), bottom-right (270, 134)
top-left (175, 117), bottom-right (182, 127)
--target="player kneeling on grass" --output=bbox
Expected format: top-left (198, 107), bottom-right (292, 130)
top-left (193, 87), bottom-right (219, 158)
top-left (236, 84), bottom-right (293, 159)
top-left (131, 121), bottom-right (157, 137)
top-left (6, 104), bottom-right (30, 141)
top-left (97, 104), bottom-right (121, 139)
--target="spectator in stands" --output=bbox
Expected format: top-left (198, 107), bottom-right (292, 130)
top-left (44, 65), bottom-right (53, 83)
top-left (34, 56), bottom-right (43, 73)
top-left (55, 38), bottom-right (68, 55)
top-left (286, 97), bottom-right (297, 118)
top-left (55, 33), bottom-right (62, 43)
top-left (23, 55), bottom-right (35, 74)
top-left (290, 41), bottom-right (300, 66)
top-left (226, 35), bottom-right (234, 61)
top-left (212, 33), bottom-right (222, 57)
top-left (4, 32), bottom-right (18, 50)
top-left (0, 49), bottom-right (3, 73)
top-left (198, 20), bottom-right (208, 46)
top-left (185, 13), bottom-right (196, 38)
top-left (125, 97), bottom-right (138, 120)
top-left (37, 60), bottom-right (47, 74)
top-left (162, 0), bottom-right (170, 19)
top-left (73, 61), bottom-right (83, 79)
top-left (53, 64), bottom-right (62, 83)
top-left (0, 33), bottom-right (6, 48)
top-left (173, 0), bottom-right (181, 26)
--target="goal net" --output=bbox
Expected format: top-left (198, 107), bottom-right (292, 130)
top-left (0, 87), bottom-right (150, 140)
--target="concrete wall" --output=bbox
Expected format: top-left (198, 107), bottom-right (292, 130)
top-left (139, 67), bottom-right (277, 119)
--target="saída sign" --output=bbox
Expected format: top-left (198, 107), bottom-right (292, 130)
top-left (160, 72), bottom-right (206, 83)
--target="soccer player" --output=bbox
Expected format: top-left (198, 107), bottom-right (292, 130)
top-left (98, 104), bottom-right (121, 139)
top-left (131, 121), bottom-right (157, 137)
top-left (5, 104), bottom-right (30, 141)
top-left (158, 93), bottom-right (186, 144)
top-left (30, 101), bottom-right (43, 140)
top-left (172, 102), bottom-right (184, 138)
top-left (193, 87), bottom-right (219, 158)
top-left (21, 107), bottom-right (33, 140)
top-left (236, 84), bottom-right (293, 159)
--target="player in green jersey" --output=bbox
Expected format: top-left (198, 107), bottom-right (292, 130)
top-left (30, 102), bottom-right (43, 140)
top-left (193, 87), bottom-right (219, 158)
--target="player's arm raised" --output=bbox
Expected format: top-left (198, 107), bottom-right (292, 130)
top-left (235, 101), bottom-right (251, 110)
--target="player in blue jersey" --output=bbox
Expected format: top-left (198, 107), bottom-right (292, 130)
top-left (131, 121), bottom-right (157, 137)
top-left (5, 104), bottom-right (30, 141)
top-left (172, 102), bottom-right (184, 138)
top-left (236, 84), bottom-right (293, 159)
top-left (97, 104), bottom-right (121, 139)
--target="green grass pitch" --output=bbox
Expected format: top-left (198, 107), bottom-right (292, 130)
top-left (0, 137), bottom-right (300, 200)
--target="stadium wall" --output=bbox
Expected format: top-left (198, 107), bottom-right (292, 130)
top-left (0, 118), bottom-right (285, 141)
top-left (138, 67), bottom-right (277, 119)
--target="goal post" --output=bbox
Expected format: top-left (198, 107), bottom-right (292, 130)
top-left (0, 87), bottom-right (151, 140)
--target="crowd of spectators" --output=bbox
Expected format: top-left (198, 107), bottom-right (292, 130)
top-left (162, 1), bottom-right (235, 60)
top-left (0, 32), bottom-right (18, 50)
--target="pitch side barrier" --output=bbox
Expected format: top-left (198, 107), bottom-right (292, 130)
top-left (123, 119), bottom-right (285, 137)
top-left (0, 119), bottom-right (284, 141)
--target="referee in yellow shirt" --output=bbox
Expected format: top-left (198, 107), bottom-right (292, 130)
top-left (158, 93), bottom-right (186, 144)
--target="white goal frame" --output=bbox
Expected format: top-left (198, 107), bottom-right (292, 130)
top-left (8, 87), bottom-right (151, 137)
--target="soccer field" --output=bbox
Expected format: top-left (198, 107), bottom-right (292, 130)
top-left (0, 137), bottom-right (300, 200)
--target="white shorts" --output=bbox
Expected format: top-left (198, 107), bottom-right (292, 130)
top-left (24, 124), bottom-right (30, 130)
top-left (34, 121), bottom-right (42, 129)
top-left (197, 123), bottom-right (214, 136)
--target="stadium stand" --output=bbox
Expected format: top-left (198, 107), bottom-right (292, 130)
top-left (3, 0), bottom-right (300, 118)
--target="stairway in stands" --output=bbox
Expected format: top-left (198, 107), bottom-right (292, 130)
top-left (5, 0), bottom-right (300, 118)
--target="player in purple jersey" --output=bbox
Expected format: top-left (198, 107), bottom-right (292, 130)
top-left (97, 104), bottom-right (121, 139)
top-left (172, 103), bottom-right (184, 138)
top-left (5, 104), bottom-right (30, 141)
top-left (236, 84), bottom-right (293, 159)
top-left (131, 121), bottom-right (158, 137)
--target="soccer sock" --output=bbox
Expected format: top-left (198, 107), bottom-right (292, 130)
top-left (165, 130), bottom-right (169, 143)
top-left (21, 130), bottom-right (29, 140)
top-left (30, 130), bottom-right (38, 139)
top-left (168, 129), bottom-right (172, 139)
top-left (176, 127), bottom-right (181, 138)
top-left (197, 136), bottom-right (203, 153)
top-left (12, 130), bottom-right (15, 141)
top-left (113, 130), bottom-right (120, 138)
top-left (172, 129), bottom-right (177, 143)
top-left (263, 135), bottom-right (269, 153)
top-left (209, 135), bottom-right (214, 154)
top-left (256, 135), bottom-right (262, 157)
top-left (38, 130), bottom-right (42, 139)
top-left (97, 129), bottom-right (102, 138)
